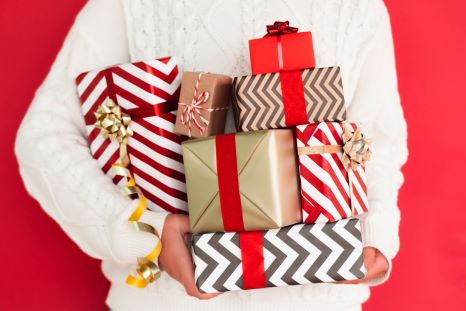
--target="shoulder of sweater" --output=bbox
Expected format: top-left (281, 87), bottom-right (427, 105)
top-left (74, 0), bottom-right (127, 46)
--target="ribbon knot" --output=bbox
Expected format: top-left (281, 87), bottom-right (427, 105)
top-left (266, 21), bottom-right (299, 37)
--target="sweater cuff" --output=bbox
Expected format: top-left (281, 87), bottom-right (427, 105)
top-left (360, 204), bottom-right (400, 286)
top-left (106, 202), bottom-right (168, 264)
top-left (361, 207), bottom-right (400, 260)
top-left (139, 209), bottom-right (168, 239)
top-left (139, 211), bottom-right (167, 267)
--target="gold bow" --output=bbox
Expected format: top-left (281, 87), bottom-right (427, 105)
top-left (94, 98), bottom-right (162, 288)
top-left (95, 99), bottom-right (133, 143)
top-left (341, 126), bottom-right (372, 171)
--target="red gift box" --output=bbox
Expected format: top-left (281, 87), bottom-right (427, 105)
top-left (249, 21), bottom-right (316, 74)
top-left (76, 57), bottom-right (188, 214)
top-left (295, 122), bottom-right (369, 223)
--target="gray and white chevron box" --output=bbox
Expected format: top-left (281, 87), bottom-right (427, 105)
top-left (192, 218), bottom-right (366, 293)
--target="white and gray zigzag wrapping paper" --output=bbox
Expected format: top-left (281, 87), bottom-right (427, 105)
top-left (192, 218), bottom-right (366, 293)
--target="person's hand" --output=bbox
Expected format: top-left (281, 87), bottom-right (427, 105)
top-left (159, 214), bottom-right (221, 300)
top-left (342, 247), bottom-right (389, 284)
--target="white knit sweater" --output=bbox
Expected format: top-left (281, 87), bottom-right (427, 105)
top-left (15, 0), bottom-right (408, 310)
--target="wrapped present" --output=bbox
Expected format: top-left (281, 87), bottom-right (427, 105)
top-left (296, 122), bottom-right (371, 223)
top-left (76, 57), bottom-right (188, 214)
top-left (182, 130), bottom-right (301, 233)
top-left (174, 72), bottom-right (232, 138)
top-left (192, 218), bottom-right (366, 293)
top-left (232, 67), bottom-right (346, 132)
top-left (249, 21), bottom-right (316, 74)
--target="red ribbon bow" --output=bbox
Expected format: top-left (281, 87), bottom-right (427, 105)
top-left (265, 21), bottom-right (298, 37)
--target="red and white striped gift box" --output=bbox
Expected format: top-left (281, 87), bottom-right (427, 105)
top-left (76, 57), bottom-right (188, 214)
top-left (296, 122), bottom-right (368, 223)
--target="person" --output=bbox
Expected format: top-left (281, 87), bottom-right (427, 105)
top-left (15, 0), bottom-right (408, 310)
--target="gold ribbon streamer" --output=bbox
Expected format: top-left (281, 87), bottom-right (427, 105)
top-left (95, 99), bottom-right (162, 288)
top-left (297, 124), bottom-right (372, 216)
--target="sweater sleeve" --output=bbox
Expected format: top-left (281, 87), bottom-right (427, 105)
top-left (348, 3), bottom-right (408, 284)
top-left (15, 0), bottom-right (166, 264)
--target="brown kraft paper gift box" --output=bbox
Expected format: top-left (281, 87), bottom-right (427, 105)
top-left (232, 67), bottom-right (346, 132)
top-left (175, 72), bottom-right (232, 138)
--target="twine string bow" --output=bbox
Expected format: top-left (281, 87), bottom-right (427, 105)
top-left (179, 72), bottom-right (228, 137)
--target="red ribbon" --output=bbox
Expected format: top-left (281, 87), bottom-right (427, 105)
top-left (264, 21), bottom-right (299, 71)
top-left (215, 135), bottom-right (245, 232)
top-left (240, 231), bottom-right (266, 289)
top-left (127, 100), bottom-right (178, 120)
top-left (280, 71), bottom-right (308, 126)
top-left (265, 21), bottom-right (299, 37)
top-left (84, 68), bottom-right (178, 126)
top-left (104, 69), bottom-right (118, 103)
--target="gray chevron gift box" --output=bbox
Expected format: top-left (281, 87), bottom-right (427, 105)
top-left (232, 66), bottom-right (346, 132)
top-left (192, 218), bottom-right (366, 293)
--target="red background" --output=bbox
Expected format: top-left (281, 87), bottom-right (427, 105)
top-left (1, 1), bottom-right (465, 310)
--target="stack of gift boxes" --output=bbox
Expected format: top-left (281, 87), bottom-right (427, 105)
top-left (179, 22), bottom-right (371, 293)
top-left (76, 21), bottom-right (372, 292)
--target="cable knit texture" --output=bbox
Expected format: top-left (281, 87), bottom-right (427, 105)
top-left (123, 0), bottom-right (380, 104)
top-left (16, 0), bottom-right (408, 310)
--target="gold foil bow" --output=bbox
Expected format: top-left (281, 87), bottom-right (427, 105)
top-left (341, 126), bottom-right (372, 171)
top-left (94, 98), bottom-right (162, 288)
top-left (94, 99), bottom-right (133, 144)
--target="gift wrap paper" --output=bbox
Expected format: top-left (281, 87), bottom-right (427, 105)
top-left (76, 57), bottom-right (188, 213)
top-left (232, 67), bottom-right (346, 132)
top-left (249, 31), bottom-right (316, 74)
top-left (192, 218), bottom-right (366, 293)
top-left (182, 130), bottom-right (301, 233)
top-left (174, 72), bottom-right (232, 138)
top-left (296, 122), bottom-right (369, 223)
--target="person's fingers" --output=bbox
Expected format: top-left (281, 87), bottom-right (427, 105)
top-left (172, 240), bottom-right (221, 300)
top-left (369, 252), bottom-right (389, 279)
top-left (363, 247), bottom-right (377, 270)
top-left (357, 249), bottom-right (389, 282)
top-left (184, 283), bottom-right (222, 300)
top-left (181, 257), bottom-right (221, 300)
top-left (337, 247), bottom-right (387, 284)
top-left (175, 214), bottom-right (191, 233)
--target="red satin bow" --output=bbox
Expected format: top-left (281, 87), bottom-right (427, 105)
top-left (265, 21), bottom-right (298, 37)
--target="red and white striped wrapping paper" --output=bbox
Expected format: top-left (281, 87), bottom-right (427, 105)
top-left (76, 57), bottom-right (188, 214)
top-left (296, 122), bottom-right (368, 223)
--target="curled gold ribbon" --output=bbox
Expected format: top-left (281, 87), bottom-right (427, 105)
top-left (95, 98), bottom-right (162, 288)
top-left (297, 124), bottom-right (372, 216)
top-left (113, 163), bottom-right (163, 288)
